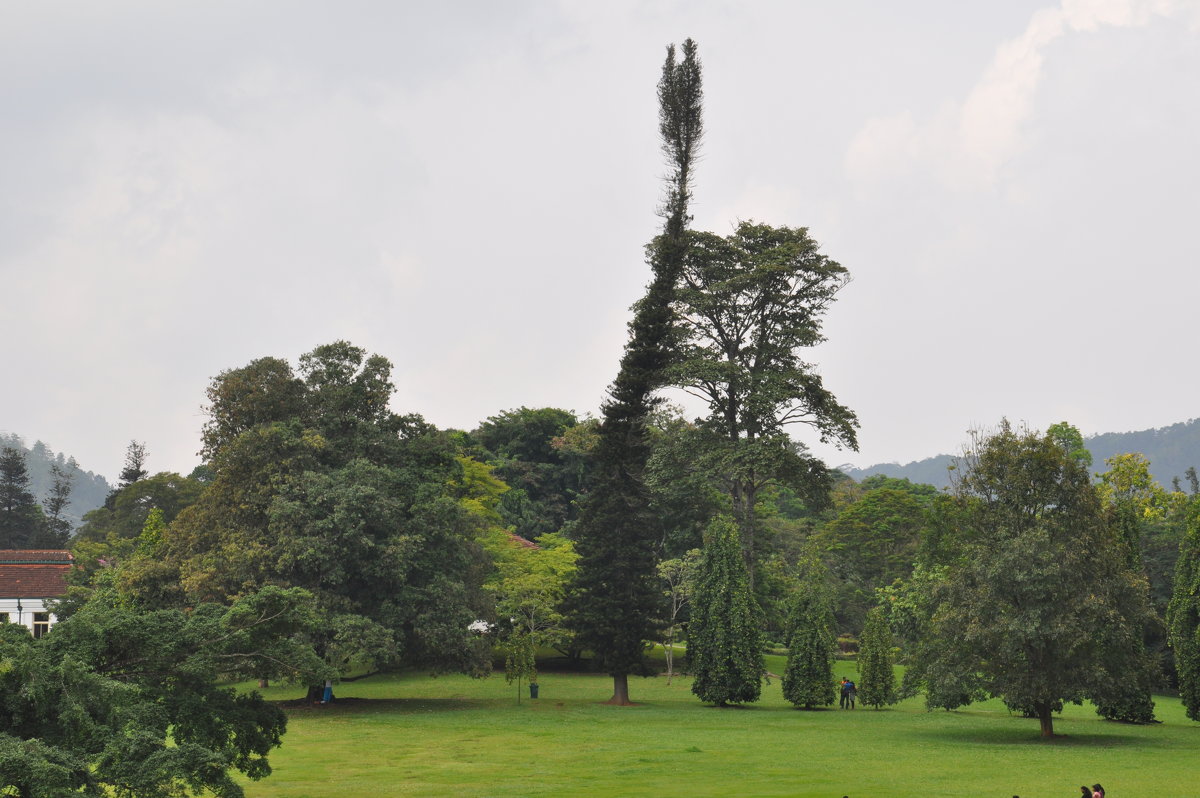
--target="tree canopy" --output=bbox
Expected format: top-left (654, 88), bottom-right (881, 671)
top-left (666, 220), bottom-right (858, 588)
top-left (912, 422), bottom-right (1156, 736)
top-left (0, 584), bottom-right (323, 797)
top-left (152, 342), bottom-right (492, 692)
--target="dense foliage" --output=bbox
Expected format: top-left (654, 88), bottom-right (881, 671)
top-left (688, 516), bottom-right (763, 706)
top-left (666, 221), bottom-right (858, 589)
top-left (149, 342), bottom-right (492, 693)
top-left (911, 422), bottom-right (1157, 736)
top-left (472, 407), bottom-right (587, 542)
top-left (1168, 507), bottom-right (1200, 720)
top-left (856, 606), bottom-right (897, 709)
top-left (781, 552), bottom-right (836, 709)
top-left (0, 585), bottom-right (323, 797)
top-left (0, 446), bottom-right (53, 548)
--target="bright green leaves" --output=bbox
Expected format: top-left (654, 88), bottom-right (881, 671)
top-left (857, 607), bottom-right (898, 709)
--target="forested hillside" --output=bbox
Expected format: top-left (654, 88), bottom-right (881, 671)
top-left (842, 418), bottom-right (1200, 490)
top-left (0, 433), bottom-right (110, 524)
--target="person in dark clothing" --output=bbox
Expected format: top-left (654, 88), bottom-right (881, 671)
top-left (839, 678), bottom-right (850, 709)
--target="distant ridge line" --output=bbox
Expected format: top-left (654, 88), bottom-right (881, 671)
top-left (841, 418), bottom-right (1200, 490)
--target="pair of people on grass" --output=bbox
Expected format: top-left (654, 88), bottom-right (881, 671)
top-left (1080, 784), bottom-right (1105, 798)
top-left (839, 677), bottom-right (857, 709)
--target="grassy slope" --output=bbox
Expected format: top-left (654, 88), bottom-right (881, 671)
top-left (241, 657), bottom-right (1199, 797)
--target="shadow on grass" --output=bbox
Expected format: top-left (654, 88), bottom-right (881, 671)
top-left (907, 719), bottom-right (1162, 748)
top-left (278, 697), bottom-right (494, 715)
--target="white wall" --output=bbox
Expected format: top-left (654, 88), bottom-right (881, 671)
top-left (0, 597), bottom-right (56, 635)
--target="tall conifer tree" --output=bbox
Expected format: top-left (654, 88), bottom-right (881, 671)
top-left (689, 516), bottom-right (763, 706)
top-left (782, 553), bottom-right (836, 709)
top-left (1168, 510), bottom-right (1200, 721)
top-left (0, 447), bottom-right (45, 549)
top-left (565, 40), bottom-right (703, 705)
top-left (857, 606), bottom-right (898, 709)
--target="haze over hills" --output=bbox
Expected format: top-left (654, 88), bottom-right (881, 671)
top-left (0, 433), bottom-right (111, 527)
top-left (839, 418), bottom-right (1200, 491)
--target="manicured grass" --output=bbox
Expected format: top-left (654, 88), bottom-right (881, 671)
top-left (241, 658), bottom-right (1200, 797)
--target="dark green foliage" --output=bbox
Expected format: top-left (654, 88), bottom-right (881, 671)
top-left (39, 462), bottom-right (74, 546)
top-left (200, 355), bottom-right (306, 461)
top-left (781, 553), bottom-right (836, 709)
top-left (150, 342), bottom-right (491, 686)
top-left (565, 40), bottom-right (703, 702)
top-left (74, 471), bottom-right (204, 544)
top-left (473, 407), bottom-right (586, 540)
top-left (1091, 454), bottom-right (1161, 723)
top-left (782, 623), bottom-right (833, 709)
top-left (665, 220), bottom-right (858, 587)
top-left (117, 440), bottom-right (149, 487)
top-left (857, 606), bottom-right (897, 709)
top-left (102, 440), bottom-right (149, 511)
top-left (1168, 507), bottom-right (1200, 721)
top-left (0, 585), bottom-right (324, 797)
top-left (0, 446), bottom-right (48, 548)
top-left (856, 474), bottom-right (939, 500)
top-left (818, 486), bottom-right (928, 633)
top-left (914, 422), bottom-right (1156, 736)
top-left (644, 412), bottom-right (730, 557)
top-left (1091, 631), bottom-right (1158, 723)
top-left (689, 516), bottom-right (763, 706)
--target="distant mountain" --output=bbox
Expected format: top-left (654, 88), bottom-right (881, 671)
top-left (840, 419), bottom-right (1200, 491)
top-left (838, 454), bottom-right (958, 490)
top-left (0, 433), bottom-right (111, 526)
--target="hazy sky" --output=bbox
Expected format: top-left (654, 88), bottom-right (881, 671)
top-left (3, 0), bottom-right (1198, 481)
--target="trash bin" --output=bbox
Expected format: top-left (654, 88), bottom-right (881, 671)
top-left (529, 682), bottom-right (539, 699)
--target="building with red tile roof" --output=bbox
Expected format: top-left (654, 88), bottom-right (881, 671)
top-left (0, 550), bottom-right (72, 637)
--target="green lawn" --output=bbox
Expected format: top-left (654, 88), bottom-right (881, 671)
top-left (241, 658), bottom-right (1200, 797)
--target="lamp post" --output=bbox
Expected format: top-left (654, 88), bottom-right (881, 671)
top-left (16, 597), bottom-right (22, 628)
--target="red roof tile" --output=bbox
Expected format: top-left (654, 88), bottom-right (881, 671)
top-left (0, 551), bottom-right (72, 598)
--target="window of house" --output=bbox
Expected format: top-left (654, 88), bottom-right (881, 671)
top-left (0, 613), bottom-right (8, 623)
top-left (32, 612), bottom-right (50, 639)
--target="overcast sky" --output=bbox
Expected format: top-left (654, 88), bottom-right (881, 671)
top-left (3, 0), bottom-right (1198, 482)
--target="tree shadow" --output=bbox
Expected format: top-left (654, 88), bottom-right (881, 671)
top-left (279, 697), bottom-right (491, 715)
top-left (909, 722), bottom-right (1160, 748)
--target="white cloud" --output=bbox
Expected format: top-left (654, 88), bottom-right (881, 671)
top-left (845, 0), bottom-right (1190, 191)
